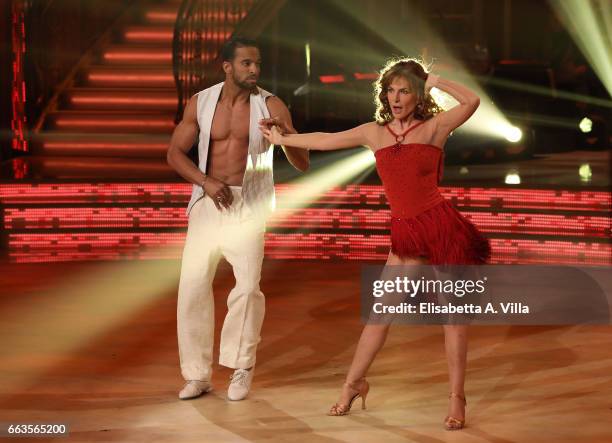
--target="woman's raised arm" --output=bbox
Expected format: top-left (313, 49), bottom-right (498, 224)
top-left (427, 74), bottom-right (480, 136)
top-left (259, 122), bottom-right (374, 151)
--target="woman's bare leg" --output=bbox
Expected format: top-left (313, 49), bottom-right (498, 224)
top-left (333, 253), bottom-right (428, 408)
top-left (443, 324), bottom-right (468, 420)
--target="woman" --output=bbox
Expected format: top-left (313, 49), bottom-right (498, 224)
top-left (260, 58), bottom-right (491, 430)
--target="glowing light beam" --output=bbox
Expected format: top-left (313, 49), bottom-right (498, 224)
top-left (550, 0), bottom-right (612, 97)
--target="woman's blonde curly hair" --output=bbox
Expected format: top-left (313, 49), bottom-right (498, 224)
top-left (374, 57), bottom-right (443, 125)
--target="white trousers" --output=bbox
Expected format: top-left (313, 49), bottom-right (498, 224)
top-left (177, 186), bottom-right (266, 381)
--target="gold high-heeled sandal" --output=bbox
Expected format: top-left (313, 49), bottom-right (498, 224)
top-left (444, 392), bottom-right (467, 430)
top-left (327, 378), bottom-right (370, 416)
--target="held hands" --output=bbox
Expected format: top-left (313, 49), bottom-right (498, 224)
top-left (259, 123), bottom-right (284, 145)
top-left (202, 176), bottom-right (233, 210)
top-left (258, 117), bottom-right (285, 145)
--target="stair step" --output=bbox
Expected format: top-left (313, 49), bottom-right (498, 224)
top-left (122, 24), bottom-right (232, 43)
top-left (46, 111), bottom-right (176, 134)
top-left (144, 5), bottom-right (178, 24)
top-left (63, 88), bottom-right (177, 111)
top-left (142, 4), bottom-right (249, 25)
top-left (101, 45), bottom-right (173, 65)
top-left (33, 132), bottom-right (171, 158)
top-left (122, 25), bottom-right (174, 43)
top-left (0, 157), bottom-right (176, 180)
top-left (84, 65), bottom-right (175, 87)
top-left (101, 45), bottom-right (221, 65)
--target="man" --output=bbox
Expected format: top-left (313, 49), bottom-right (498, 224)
top-left (167, 36), bottom-right (309, 401)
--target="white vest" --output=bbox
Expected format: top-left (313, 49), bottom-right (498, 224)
top-left (185, 82), bottom-right (276, 219)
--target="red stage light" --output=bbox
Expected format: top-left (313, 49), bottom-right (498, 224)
top-left (1, 184), bottom-right (609, 265)
top-left (319, 75), bottom-right (346, 84)
top-left (7, 233), bottom-right (609, 265)
top-left (11, 0), bottom-right (28, 152)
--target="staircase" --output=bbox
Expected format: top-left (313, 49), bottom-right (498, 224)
top-left (34, 1), bottom-right (180, 159)
top-left (31, 0), bottom-right (225, 160)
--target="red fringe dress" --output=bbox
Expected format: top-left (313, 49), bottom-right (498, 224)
top-left (375, 123), bottom-right (491, 265)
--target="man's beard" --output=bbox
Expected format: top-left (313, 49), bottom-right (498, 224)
top-left (233, 73), bottom-right (257, 91)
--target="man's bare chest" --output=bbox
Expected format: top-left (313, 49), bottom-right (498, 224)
top-left (210, 102), bottom-right (250, 142)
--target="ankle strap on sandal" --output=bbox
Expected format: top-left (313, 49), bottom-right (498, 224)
top-left (344, 377), bottom-right (366, 389)
top-left (449, 392), bottom-right (467, 404)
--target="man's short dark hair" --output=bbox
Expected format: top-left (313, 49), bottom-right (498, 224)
top-left (221, 36), bottom-right (260, 62)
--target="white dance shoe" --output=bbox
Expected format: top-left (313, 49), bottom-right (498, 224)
top-left (178, 380), bottom-right (212, 400)
top-left (227, 367), bottom-right (254, 401)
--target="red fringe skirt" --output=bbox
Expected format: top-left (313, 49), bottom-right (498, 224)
top-left (390, 199), bottom-right (491, 265)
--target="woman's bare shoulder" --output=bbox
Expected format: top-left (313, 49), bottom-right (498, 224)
top-left (360, 121), bottom-right (383, 148)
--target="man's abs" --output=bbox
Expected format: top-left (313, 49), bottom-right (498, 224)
top-left (207, 100), bottom-right (251, 186)
top-left (207, 139), bottom-right (249, 186)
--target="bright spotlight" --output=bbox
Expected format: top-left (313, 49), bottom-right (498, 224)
top-left (579, 117), bottom-right (593, 133)
top-left (579, 163), bottom-right (592, 182)
top-left (504, 126), bottom-right (523, 143)
top-left (504, 169), bottom-right (521, 184)
top-left (276, 147), bottom-right (374, 213)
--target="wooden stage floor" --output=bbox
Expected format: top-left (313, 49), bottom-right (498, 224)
top-left (0, 259), bottom-right (610, 442)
